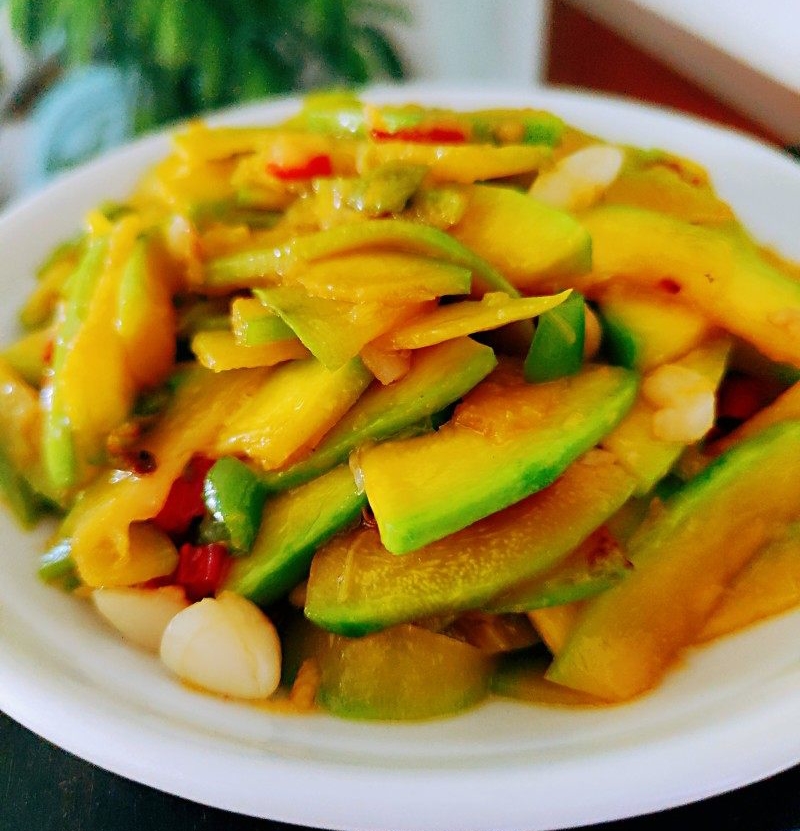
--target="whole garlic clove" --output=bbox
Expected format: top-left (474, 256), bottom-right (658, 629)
top-left (642, 364), bottom-right (711, 408)
top-left (159, 591), bottom-right (281, 700)
top-left (530, 144), bottom-right (625, 211)
top-left (91, 586), bottom-right (190, 652)
top-left (651, 391), bottom-right (716, 443)
top-left (642, 363), bottom-right (716, 443)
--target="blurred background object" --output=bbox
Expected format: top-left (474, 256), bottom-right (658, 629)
top-left (386, 0), bottom-right (547, 85)
top-left (0, 0), bottom-right (797, 205)
top-left (0, 0), bottom-right (408, 199)
top-left (549, 0), bottom-right (799, 146)
top-left (3, 0), bottom-right (406, 127)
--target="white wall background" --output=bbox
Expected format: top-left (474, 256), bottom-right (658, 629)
top-left (388, 0), bottom-right (548, 85)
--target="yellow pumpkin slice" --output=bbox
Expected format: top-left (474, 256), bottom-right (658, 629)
top-left (547, 421), bottom-right (800, 701)
top-left (66, 366), bottom-right (270, 586)
top-left (286, 252), bottom-right (471, 304)
top-left (216, 356), bottom-right (372, 469)
top-left (357, 141), bottom-right (552, 183)
top-left (374, 290), bottom-right (569, 350)
top-left (698, 523), bottom-right (800, 642)
top-left (191, 329), bottom-right (308, 371)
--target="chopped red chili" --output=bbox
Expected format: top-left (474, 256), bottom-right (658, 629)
top-left (176, 542), bottom-right (230, 601)
top-left (153, 455), bottom-right (215, 538)
top-left (718, 374), bottom-right (773, 422)
top-left (657, 278), bottom-right (682, 295)
top-left (370, 125), bottom-right (468, 143)
top-left (266, 154), bottom-right (332, 181)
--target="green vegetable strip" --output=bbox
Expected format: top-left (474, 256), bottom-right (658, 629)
top-left (0, 444), bottom-right (43, 527)
top-left (203, 457), bottom-right (267, 553)
top-left (524, 291), bottom-right (586, 383)
top-left (232, 301), bottom-right (295, 346)
top-left (205, 218), bottom-right (520, 298)
top-left (223, 465), bottom-right (366, 605)
top-left (38, 539), bottom-right (75, 582)
top-left (259, 337), bottom-right (498, 492)
top-left (43, 237), bottom-right (108, 491)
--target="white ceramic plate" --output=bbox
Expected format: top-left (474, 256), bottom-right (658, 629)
top-left (2, 85), bottom-right (800, 831)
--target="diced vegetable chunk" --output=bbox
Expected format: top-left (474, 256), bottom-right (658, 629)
top-left (524, 290), bottom-right (586, 382)
top-left (203, 456), bottom-right (267, 552)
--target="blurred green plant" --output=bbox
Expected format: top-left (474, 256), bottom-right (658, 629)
top-left (4, 0), bottom-right (407, 129)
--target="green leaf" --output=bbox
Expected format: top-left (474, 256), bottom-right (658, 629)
top-left (7, 0), bottom-right (406, 131)
top-left (63, 0), bottom-right (100, 64)
top-left (154, 0), bottom-right (192, 69)
top-left (193, 4), bottom-right (228, 105)
top-left (356, 24), bottom-right (406, 79)
top-left (8, 0), bottom-right (47, 47)
top-left (234, 45), bottom-right (292, 100)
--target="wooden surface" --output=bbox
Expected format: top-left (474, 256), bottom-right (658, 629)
top-left (546, 0), bottom-right (782, 145)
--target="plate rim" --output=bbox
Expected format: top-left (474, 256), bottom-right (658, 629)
top-left (2, 82), bottom-right (800, 831)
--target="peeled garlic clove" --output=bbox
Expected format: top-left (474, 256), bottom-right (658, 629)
top-left (160, 591), bottom-right (281, 700)
top-left (642, 363), bottom-right (716, 443)
top-left (91, 586), bottom-right (190, 652)
top-left (651, 390), bottom-right (716, 443)
top-left (642, 364), bottom-right (711, 408)
top-left (530, 144), bottom-right (625, 211)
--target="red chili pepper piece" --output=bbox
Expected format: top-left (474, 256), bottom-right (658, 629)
top-left (266, 154), bottom-right (332, 181)
top-left (153, 455), bottom-right (215, 538)
top-left (657, 278), bottom-right (682, 295)
top-left (370, 125), bottom-right (468, 143)
top-left (176, 542), bottom-right (230, 601)
top-left (718, 374), bottom-right (773, 422)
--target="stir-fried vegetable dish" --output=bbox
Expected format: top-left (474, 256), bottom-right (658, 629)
top-left (3, 93), bottom-right (800, 719)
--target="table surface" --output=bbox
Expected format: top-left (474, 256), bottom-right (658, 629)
top-left (4, 705), bottom-right (800, 831)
